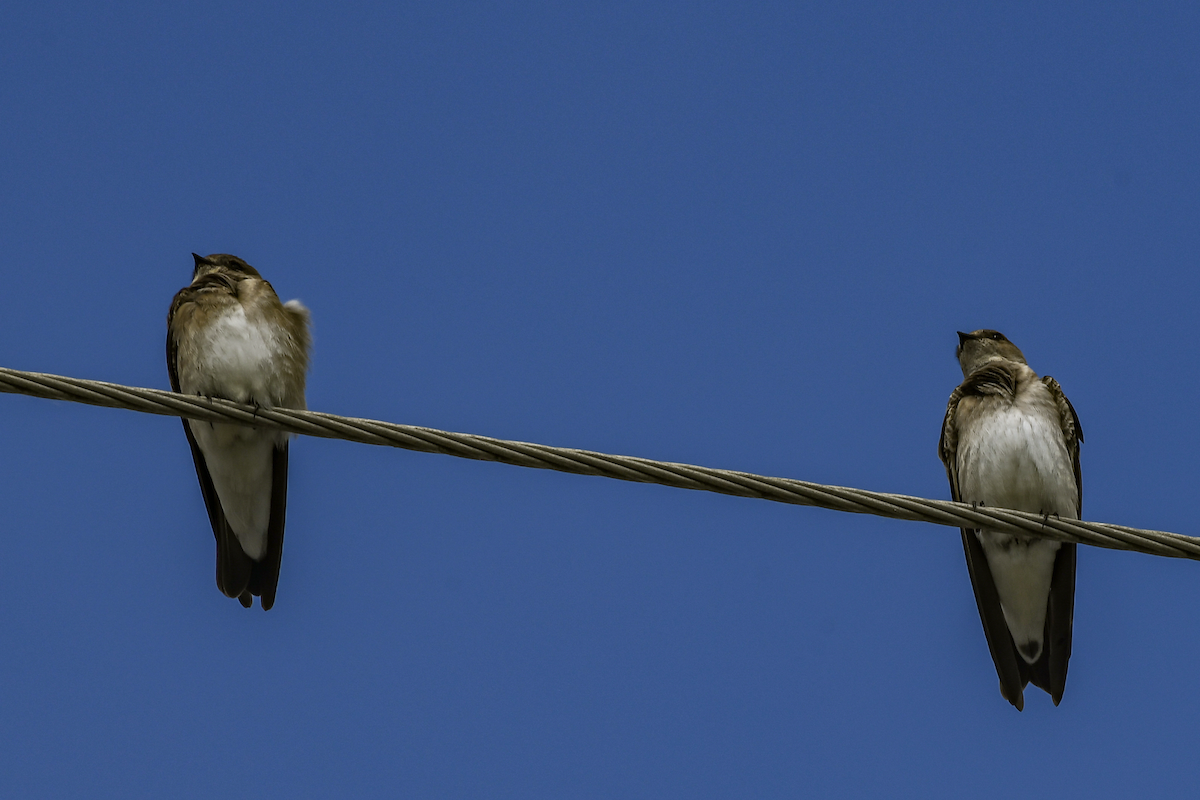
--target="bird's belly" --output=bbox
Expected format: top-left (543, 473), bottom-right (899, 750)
top-left (957, 405), bottom-right (1077, 519)
top-left (182, 308), bottom-right (288, 408)
top-left (190, 421), bottom-right (274, 560)
top-left (977, 530), bottom-right (1060, 663)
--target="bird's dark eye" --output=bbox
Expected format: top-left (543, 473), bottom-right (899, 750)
top-left (990, 332), bottom-right (1003, 340)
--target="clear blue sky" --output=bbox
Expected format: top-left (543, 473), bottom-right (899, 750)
top-left (2, 2), bottom-right (1198, 797)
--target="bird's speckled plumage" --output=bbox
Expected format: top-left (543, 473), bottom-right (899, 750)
top-left (939, 329), bottom-right (1082, 710)
top-left (167, 253), bottom-right (310, 609)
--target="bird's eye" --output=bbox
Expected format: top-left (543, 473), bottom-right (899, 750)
top-left (990, 332), bottom-right (1003, 340)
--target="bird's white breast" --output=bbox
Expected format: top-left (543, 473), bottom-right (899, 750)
top-left (182, 304), bottom-right (289, 408)
top-left (956, 387), bottom-right (1077, 519)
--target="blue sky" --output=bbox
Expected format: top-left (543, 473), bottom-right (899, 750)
top-left (2, 2), bottom-right (1199, 797)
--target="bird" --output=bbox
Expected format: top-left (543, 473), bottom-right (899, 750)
top-left (938, 330), bottom-right (1082, 710)
top-left (167, 253), bottom-right (311, 609)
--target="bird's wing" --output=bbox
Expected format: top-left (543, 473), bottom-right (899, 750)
top-left (1042, 376), bottom-right (1083, 514)
top-left (1039, 375), bottom-right (1082, 705)
top-left (247, 442), bottom-right (289, 611)
top-left (940, 379), bottom-right (1028, 710)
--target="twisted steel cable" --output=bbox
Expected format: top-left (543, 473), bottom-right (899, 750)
top-left (2, 365), bottom-right (1198, 561)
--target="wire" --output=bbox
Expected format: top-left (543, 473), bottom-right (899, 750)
top-left (2, 365), bottom-right (1197, 561)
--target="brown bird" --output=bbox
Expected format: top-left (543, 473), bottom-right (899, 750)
top-left (167, 253), bottom-right (311, 609)
top-left (939, 330), bottom-right (1082, 710)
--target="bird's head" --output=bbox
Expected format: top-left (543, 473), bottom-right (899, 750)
top-left (955, 329), bottom-right (1027, 376)
top-left (191, 253), bottom-right (262, 282)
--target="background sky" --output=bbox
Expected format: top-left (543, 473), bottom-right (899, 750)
top-left (1, 2), bottom-right (1199, 797)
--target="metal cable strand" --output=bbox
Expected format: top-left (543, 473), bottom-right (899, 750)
top-left (2, 365), bottom-right (1199, 561)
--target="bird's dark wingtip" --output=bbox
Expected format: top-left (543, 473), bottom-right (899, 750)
top-left (1001, 681), bottom-right (1025, 711)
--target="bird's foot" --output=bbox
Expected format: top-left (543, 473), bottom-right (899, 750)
top-left (198, 393), bottom-right (217, 430)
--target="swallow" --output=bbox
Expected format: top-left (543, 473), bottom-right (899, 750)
top-left (939, 330), bottom-right (1082, 709)
top-left (167, 253), bottom-right (311, 609)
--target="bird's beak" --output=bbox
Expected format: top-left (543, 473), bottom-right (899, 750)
top-left (957, 331), bottom-right (971, 347)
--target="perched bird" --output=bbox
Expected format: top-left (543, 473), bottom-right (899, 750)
top-left (167, 253), bottom-right (311, 609)
top-left (938, 330), bottom-right (1083, 710)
